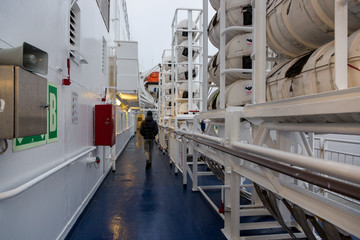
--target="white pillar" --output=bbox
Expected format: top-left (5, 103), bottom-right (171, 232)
top-left (253, 0), bottom-right (266, 104)
top-left (230, 171), bottom-right (240, 239)
top-left (202, 0), bottom-right (209, 112)
top-left (219, 0), bottom-right (226, 109)
top-left (334, 0), bottom-right (348, 90)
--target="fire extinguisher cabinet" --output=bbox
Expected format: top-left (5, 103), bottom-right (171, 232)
top-left (94, 104), bottom-right (116, 147)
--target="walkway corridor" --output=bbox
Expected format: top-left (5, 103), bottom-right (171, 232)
top-left (66, 133), bottom-right (226, 240)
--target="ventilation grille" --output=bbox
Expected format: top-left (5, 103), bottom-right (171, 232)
top-left (69, 3), bottom-right (80, 63)
top-left (102, 37), bottom-right (107, 74)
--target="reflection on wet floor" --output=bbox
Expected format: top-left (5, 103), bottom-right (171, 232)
top-left (66, 131), bottom-right (226, 240)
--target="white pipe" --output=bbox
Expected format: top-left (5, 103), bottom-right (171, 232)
top-left (193, 132), bottom-right (224, 144)
top-left (221, 26), bottom-right (253, 35)
top-left (263, 123), bottom-right (360, 135)
top-left (299, 132), bottom-right (313, 157)
top-left (190, 132), bottom-right (360, 185)
top-left (0, 147), bottom-right (96, 200)
top-left (231, 140), bottom-right (360, 185)
top-left (222, 69), bottom-right (253, 75)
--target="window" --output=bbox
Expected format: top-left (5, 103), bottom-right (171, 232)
top-left (69, 2), bottom-right (81, 64)
top-left (97, 0), bottom-right (110, 31)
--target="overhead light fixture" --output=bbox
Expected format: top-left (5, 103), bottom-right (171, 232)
top-left (119, 93), bottom-right (138, 101)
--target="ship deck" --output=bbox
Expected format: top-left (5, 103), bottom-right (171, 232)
top-left (65, 132), bottom-right (226, 240)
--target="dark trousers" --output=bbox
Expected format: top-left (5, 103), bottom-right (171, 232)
top-left (144, 139), bottom-right (154, 163)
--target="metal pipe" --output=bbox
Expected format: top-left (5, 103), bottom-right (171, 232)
top-left (263, 123), bottom-right (360, 135)
top-left (183, 134), bottom-right (360, 200)
top-left (230, 140), bottom-right (360, 185)
top-left (221, 68), bottom-right (253, 75)
top-left (0, 147), bottom-right (96, 200)
top-left (221, 26), bottom-right (253, 35)
top-left (299, 132), bottom-right (313, 157)
top-left (193, 132), bottom-right (223, 144)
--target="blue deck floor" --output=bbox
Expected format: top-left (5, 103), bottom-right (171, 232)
top-left (66, 133), bottom-right (226, 240)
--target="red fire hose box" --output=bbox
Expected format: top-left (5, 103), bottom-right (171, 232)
top-left (94, 104), bottom-right (116, 147)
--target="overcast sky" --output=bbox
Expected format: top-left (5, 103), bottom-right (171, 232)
top-left (126, 0), bottom-right (215, 72)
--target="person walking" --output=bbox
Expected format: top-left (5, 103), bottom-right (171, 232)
top-left (140, 111), bottom-right (158, 169)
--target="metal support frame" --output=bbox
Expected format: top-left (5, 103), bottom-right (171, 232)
top-left (156, 0), bottom-right (360, 239)
top-left (171, 8), bottom-right (204, 117)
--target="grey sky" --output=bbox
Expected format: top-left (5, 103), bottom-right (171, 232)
top-left (126, 0), bottom-right (215, 72)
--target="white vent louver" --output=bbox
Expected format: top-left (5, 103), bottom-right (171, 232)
top-left (69, 3), bottom-right (80, 64)
top-left (102, 37), bottom-right (107, 74)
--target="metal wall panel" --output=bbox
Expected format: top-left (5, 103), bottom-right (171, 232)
top-left (14, 66), bottom-right (47, 137)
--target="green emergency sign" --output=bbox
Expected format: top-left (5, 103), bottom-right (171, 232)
top-left (13, 82), bottom-right (58, 151)
top-left (48, 83), bottom-right (58, 143)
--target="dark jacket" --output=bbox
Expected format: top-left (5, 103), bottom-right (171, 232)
top-left (140, 116), bottom-right (158, 140)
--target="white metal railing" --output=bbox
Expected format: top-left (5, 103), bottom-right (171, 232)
top-left (158, 0), bottom-right (359, 239)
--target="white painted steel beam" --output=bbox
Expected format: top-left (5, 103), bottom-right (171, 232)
top-left (334, 0), bottom-right (348, 90)
top-left (230, 172), bottom-right (240, 239)
top-left (188, 10), bottom-right (193, 113)
top-left (253, 0), bottom-right (266, 104)
top-left (202, 0), bottom-right (208, 112)
top-left (242, 87), bottom-right (360, 120)
top-left (219, 0), bottom-right (226, 109)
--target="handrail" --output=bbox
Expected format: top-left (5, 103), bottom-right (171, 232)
top-left (191, 132), bottom-right (360, 185)
top-left (171, 8), bottom-right (203, 27)
top-left (0, 146), bottom-right (96, 200)
top-left (221, 26), bottom-right (253, 35)
top-left (186, 133), bottom-right (360, 201)
top-left (163, 127), bottom-right (360, 201)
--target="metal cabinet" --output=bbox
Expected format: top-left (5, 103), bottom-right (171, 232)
top-left (0, 65), bottom-right (47, 138)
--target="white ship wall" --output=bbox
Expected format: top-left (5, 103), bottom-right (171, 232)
top-left (0, 0), bottom-right (134, 239)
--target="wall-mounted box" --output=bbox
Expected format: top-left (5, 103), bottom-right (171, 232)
top-left (115, 41), bottom-right (139, 92)
top-left (0, 66), bottom-right (47, 139)
top-left (94, 104), bottom-right (116, 147)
